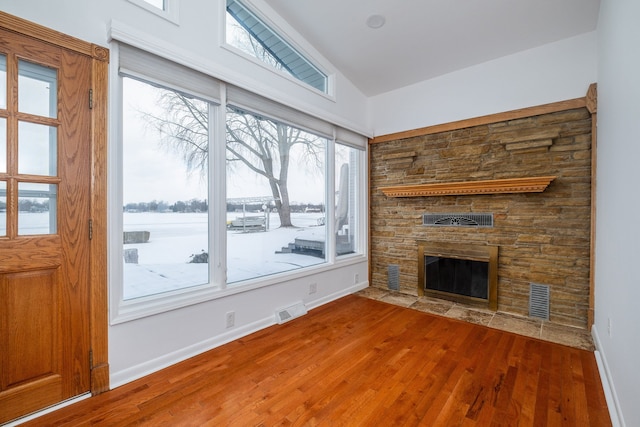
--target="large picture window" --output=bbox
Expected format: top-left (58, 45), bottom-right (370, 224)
top-left (121, 77), bottom-right (211, 300)
top-left (112, 40), bottom-right (366, 322)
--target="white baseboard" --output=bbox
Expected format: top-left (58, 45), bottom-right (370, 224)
top-left (305, 281), bottom-right (368, 311)
top-left (110, 282), bottom-right (368, 389)
top-left (110, 315), bottom-right (274, 389)
top-left (592, 326), bottom-right (625, 427)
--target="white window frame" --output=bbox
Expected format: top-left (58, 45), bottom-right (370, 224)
top-left (110, 52), bottom-right (224, 324)
top-left (127, 0), bottom-right (180, 25)
top-left (108, 33), bottom-right (367, 324)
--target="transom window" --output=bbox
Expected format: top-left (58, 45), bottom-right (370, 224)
top-left (127, 0), bottom-right (179, 24)
top-left (226, 0), bottom-right (328, 93)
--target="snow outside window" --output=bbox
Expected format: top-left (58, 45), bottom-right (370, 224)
top-left (226, 106), bottom-right (327, 284)
top-left (122, 77), bottom-right (210, 300)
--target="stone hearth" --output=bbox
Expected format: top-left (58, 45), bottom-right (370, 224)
top-left (356, 287), bottom-right (594, 351)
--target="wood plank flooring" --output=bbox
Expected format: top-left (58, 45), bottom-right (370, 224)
top-left (20, 295), bottom-right (611, 426)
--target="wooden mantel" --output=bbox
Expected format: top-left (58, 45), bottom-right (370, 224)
top-left (379, 176), bottom-right (556, 197)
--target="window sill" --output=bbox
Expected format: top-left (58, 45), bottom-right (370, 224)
top-left (110, 253), bottom-right (367, 325)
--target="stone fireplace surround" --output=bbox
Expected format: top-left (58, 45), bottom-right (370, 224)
top-left (369, 92), bottom-right (596, 330)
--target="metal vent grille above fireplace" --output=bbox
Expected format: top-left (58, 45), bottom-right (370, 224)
top-left (423, 213), bottom-right (493, 227)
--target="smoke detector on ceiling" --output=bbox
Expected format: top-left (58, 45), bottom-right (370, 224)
top-left (366, 14), bottom-right (386, 29)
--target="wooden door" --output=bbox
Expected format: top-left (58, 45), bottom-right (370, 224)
top-left (0, 26), bottom-right (93, 423)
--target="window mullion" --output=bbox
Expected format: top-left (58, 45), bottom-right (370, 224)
top-left (214, 85), bottom-right (228, 288)
top-left (326, 139), bottom-right (336, 264)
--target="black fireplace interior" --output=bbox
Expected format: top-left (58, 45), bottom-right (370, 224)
top-left (424, 256), bottom-right (488, 299)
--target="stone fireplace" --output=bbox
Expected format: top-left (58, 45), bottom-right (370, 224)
top-left (417, 240), bottom-right (498, 310)
top-left (369, 100), bottom-right (595, 329)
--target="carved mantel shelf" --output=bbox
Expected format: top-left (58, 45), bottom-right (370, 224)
top-left (380, 176), bottom-right (556, 198)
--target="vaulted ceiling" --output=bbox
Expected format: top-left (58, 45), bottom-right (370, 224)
top-left (263, 0), bottom-right (601, 97)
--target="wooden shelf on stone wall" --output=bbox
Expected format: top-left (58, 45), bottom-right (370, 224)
top-left (379, 176), bottom-right (556, 197)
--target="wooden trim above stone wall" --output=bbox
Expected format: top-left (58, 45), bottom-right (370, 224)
top-left (370, 98), bottom-right (587, 144)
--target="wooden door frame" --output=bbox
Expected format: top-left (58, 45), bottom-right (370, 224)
top-left (0, 12), bottom-right (110, 394)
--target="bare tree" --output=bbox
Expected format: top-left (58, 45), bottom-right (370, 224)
top-left (142, 14), bottom-right (324, 227)
top-left (142, 93), bottom-right (323, 228)
top-left (226, 13), bottom-right (285, 72)
top-left (149, 92), bottom-right (209, 178)
top-left (226, 107), bottom-right (323, 227)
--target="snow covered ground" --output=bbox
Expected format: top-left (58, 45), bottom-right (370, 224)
top-left (122, 211), bottom-right (327, 299)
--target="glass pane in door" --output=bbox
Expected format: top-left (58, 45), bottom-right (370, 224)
top-left (0, 55), bottom-right (6, 110)
top-left (18, 121), bottom-right (57, 176)
top-left (18, 182), bottom-right (57, 235)
top-left (0, 118), bottom-right (6, 173)
top-left (18, 59), bottom-right (57, 118)
top-left (0, 181), bottom-right (6, 236)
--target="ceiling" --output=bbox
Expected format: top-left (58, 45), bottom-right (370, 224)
top-left (263, 0), bottom-right (601, 97)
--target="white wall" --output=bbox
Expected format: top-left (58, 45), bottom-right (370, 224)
top-left (0, 0), bottom-right (370, 386)
top-left (109, 264), bottom-right (368, 387)
top-left (593, 1), bottom-right (640, 426)
top-left (369, 31), bottom-right (597, 137)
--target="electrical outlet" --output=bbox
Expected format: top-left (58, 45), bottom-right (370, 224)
top-left (354, 273), bottom-right (359, 284)
top-left (309, 282), bottom-right (317, 294)
top-left (226, 311), bottom-right (235, 328)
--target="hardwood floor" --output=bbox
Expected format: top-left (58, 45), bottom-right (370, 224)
top-left (21, 295), bottom-right (611, 426)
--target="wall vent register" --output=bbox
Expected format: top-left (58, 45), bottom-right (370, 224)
top-left (423, 213), bottom-right (493, 227)
top-left (387, 264), bottom-right (400, 291)
top-left (529, 283), bottom-right (550, 320)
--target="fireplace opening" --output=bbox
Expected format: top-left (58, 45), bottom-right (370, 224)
top-left (418, 241), bottom-right (498, 310)
top-left (424, 256), bottom-right (488, 299)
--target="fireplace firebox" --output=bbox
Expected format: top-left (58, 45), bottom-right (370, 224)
top-left (417, 241), bottom-right (498, 310)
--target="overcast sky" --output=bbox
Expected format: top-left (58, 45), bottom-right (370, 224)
top-left (122, 78), bottom-right (325, 206)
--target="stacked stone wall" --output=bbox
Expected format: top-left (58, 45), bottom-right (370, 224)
top-left (369, 108), bottom-right (592, 328)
